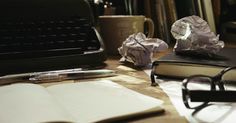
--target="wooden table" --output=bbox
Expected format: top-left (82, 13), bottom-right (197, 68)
top-left (97, 56), bottom-right (187, 123)
top-left (41, 54), bottom-right (187, 123)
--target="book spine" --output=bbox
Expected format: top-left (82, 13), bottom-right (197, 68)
top-left (201, 0), bottom-right (216, 33)
top-left (194, 0), bottom-right (204, 18)
top-left (175, 0), bottom-right (198, 18)
top-left (164, 0), bottom-right (178, 43)
top-left (153, 0), bottom-right (171, 44)
top-left (164, 0), bottom-right (178, 25)
top-left (211, 0), bottom-right (221, 33)
top-left (144, 0), bottom-right (152, 18)
top-left (149, 0), bottom-right (159, 37)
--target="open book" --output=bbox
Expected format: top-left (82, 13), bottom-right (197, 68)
top-left (0, 80), bottom-right (164, 123)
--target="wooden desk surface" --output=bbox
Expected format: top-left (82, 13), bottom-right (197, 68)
top-left (98, 43), bottom-right (236, 123)
top-left (102, 56), bottom-right (187, 123)
top-left (40, 54), bottom-right (187, 123)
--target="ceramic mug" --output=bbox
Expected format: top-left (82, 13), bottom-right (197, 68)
top-left (99, 15), bottom-right (154, 55)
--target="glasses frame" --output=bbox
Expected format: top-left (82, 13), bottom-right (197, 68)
top-left (182, 66), bottom-right (236, 109)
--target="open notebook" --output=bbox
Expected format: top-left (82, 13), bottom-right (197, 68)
top-left (0, 80), bottom-right (164, 123)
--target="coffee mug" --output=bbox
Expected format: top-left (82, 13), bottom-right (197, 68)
top-left (99, 15), bottom-right (154, 55)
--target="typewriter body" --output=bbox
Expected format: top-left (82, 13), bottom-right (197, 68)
top-left (0, 0), bottom-right (106, 75)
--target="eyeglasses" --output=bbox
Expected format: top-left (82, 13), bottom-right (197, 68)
top-left (182, 67), bottom-right (236, 109)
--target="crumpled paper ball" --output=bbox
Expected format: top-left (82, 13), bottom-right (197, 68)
top-left (171, 15), bottom-right (224, 54)
top-left (118, 32), bottom-right (168, 66)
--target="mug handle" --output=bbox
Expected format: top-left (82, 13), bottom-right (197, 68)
top-left (144, 18), bottom-right (154, 38)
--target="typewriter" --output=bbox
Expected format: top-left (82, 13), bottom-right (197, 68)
top-left (0, 0), bottom-right (106, 75)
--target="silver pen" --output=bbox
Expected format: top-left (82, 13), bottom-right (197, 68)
top-left (0, 69), bottom-right (116, 85)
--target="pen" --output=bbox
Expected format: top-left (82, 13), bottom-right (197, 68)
top-left (0, 69), bottom-right (116, 85)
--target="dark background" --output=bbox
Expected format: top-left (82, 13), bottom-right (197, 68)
top-left (91, 0), bottom-right (236, 44)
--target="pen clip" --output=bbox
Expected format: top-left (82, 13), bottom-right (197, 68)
top-left (29, 73), bottom-right (64, 83)
top-left (29, 68), bottom-right (83, 82)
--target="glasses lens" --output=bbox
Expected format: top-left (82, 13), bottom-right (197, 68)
top-left (222, 68), bottom-right (236, 91)
top-left (187, 76), bottom-right (212, 90)
top-left (187, 76), bottom-right (212, 108)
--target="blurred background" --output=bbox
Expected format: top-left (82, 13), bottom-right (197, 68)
top-left (89, 0), bottom-right (236, 45)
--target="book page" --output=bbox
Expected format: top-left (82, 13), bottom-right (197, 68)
top-left (47, 80), bottom-right (163, 123)
top-left (0, 83), bottom-right (74, 123)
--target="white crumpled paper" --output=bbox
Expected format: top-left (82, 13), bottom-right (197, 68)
top-left (171, 15), bottom-right (224, 54)
top-left (118, 33), bottom-right (168, 66)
